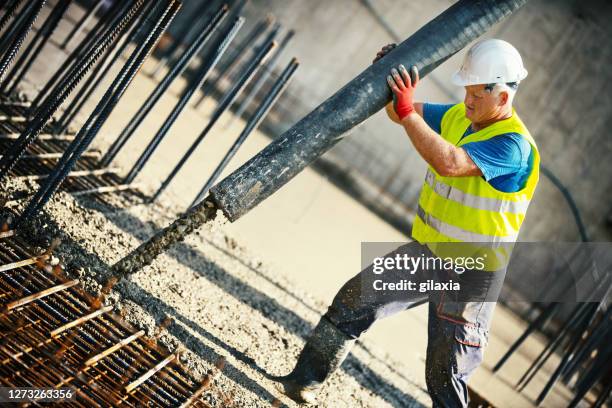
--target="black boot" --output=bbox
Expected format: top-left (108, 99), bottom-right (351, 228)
top-left (276, 318), bottom-right (356, 404)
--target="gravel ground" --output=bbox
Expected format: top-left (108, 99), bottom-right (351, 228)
top-left (2, 178), bottom-right (430, 407)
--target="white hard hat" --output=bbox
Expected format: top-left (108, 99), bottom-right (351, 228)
top-left (451, 39), bottom-right (528, 87)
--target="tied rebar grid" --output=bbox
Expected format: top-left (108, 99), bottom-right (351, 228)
top-left (0, 232), bottom-right (227, 407)
top-left (0, 112), bottom-right (145, 211)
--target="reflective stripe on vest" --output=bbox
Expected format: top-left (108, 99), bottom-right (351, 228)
top-left (424, 169), bottom-right (530, 214)
top-left (411, 102), bottom-right (540, 269)
top-left (416, 205), bottom-right (518, 244)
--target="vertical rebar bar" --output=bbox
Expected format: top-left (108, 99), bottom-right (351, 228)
top-left (55, 0), bottom-right (159, 132)
top-left (150, 0), bottom-right (214, 78)
top-left (0, 0), bottom-right (23, 36)
top-left (99, 3), bottom-right (229, 167)
top-left (123, 16), bottom-right (244, 184)
top-left (0, 0), bottom-right (29, 52)
top-left (151, 40), bottom-right (276, 202)
top-left (225, 22), bottom-right (280, 84)
top-left (191, 57), bottom-right (299, 207)
top-left (228, 29), bottom-right (294, 125)
top-left (1, 0), bottom-right (71, 95)
top-left (0, 0), bottom-right (46, 84)
top-left (28, 1), bottom-right (120, 110)
top-left (60, 0), bottom-right (104, 49)
top-left (0, 0), bottom-right (145, 182)
top-left (194, 16), bottom-right (273, 108)
top-left (17, 0), bottom-right (180, 226)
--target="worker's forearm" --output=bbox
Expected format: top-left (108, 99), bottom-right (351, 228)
top-left (400, 113), bottom-right (478, 176)
top-left (401, 113), bottom-right (453, 169)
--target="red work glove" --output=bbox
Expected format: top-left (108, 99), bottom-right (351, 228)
top-left (387, 64), bottom-right (419, 121)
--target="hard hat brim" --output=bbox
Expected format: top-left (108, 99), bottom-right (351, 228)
top-left (451, 71), bottom-right (469, 86)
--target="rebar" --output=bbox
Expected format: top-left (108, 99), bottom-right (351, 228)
top-left (151, 40), bottom-right (277, 201)
top-left (194, 16), bottom-right (273, 108)
top-left (228, 29), bottom-right (294, 126)
top-left (0, 235), bottom-right (207, 406)
top-left (60, 0), bottom-right (104, 49)
top-left (0, 0), bottom-right (145, 183)
top-left (100, 3), bottom-right (230, 167)
top-left (150, 0), bottom-right (215, 78)
top-left (16, 0), bottom-right (180, 226)
top-left (493, 302), bottom-right (560, 372)
top-left (6, 279), bottom-right (79, 310)
top-left (0, 0), bottom-right (24, 36)
top-left (225, 21), bottom-right (281, 85)
top-left (55, 0), bottom-right (159, 133)
top-left (191, 57), bottom-right (299, 207)
top-left (0, 0), bottom-right (30, 53)
top-left (123, 16), bottom-right (245, 184)
top-left (28, 1), bottom-right (122, 109)
top-left (50, 305), bottom-right (113, 337)
top-left (1, 0), bottom-right (71, 95)
top-left (0, 0), bottom-right (46, 85)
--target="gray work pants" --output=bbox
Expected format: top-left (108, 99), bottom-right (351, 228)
top-left (324, 241), bottom-right (501, 407)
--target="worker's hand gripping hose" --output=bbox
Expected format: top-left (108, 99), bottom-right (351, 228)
top-left (112, 0), bottom-right (528, 279)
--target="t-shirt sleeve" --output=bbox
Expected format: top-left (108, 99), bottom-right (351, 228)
top-left (462, 133), bottom-right (532, 181)
top-left (422, 103), bottom-right (455, 134)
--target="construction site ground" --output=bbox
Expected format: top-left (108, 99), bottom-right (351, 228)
top-left (7, 22), bottom-right (588, 407)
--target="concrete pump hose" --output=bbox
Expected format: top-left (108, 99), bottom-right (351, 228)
top-left (209, 0), bottom-right (527, 222)
top-left (112, 0), bottom-right (527, 278)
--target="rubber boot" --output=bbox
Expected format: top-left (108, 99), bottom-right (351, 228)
top-left (276, 317), bottom-right (356, 404)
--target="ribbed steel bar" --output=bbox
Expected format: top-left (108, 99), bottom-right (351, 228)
top-left (150, 0), bottom-right (215, 78)
top-left (123, 16), bottom-right (244, 184)
top-left (0, 0), bottom-right (145, 183)
top-left (225, 22), bottom-right (280, 84)
top-left (100, 3), bottom-right (229, 167)
top-left (194, 16), bottom-right (272, 108)
top-left (2, 0), bottom-right (71, 95)
top-left (0, 0), bottom-right (46, 84)
top-left (17, 0), bottom-right (180, 226)
top-left (28, 1), bottom-right (121, 109)
top-left (0, 237), bottom-right (202, 406)
top-left (228, 29), bottom-right (294, 125)
top-left (191, 57), bottom-right (299, 207)
top-left (60, 0), bottom-right (104, 49)
top-left (151, 40), bottom-right (277, 202)
top-left (55, 0), bottom-right (159, 132)
top-left (111, 0), bottom-right (528, 278)
top-left (0, 0), bottom-right (24, 39)
top-left (0, 0), bottom-right (30, 53)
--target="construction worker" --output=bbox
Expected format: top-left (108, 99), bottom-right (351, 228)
top-left (275, 38), bottom-right (539, 406)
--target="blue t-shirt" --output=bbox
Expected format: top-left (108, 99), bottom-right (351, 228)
top-left (423, 103), bottom-right (533, 193)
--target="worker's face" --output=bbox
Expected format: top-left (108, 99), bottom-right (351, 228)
top-left (463, 84), bottom-right (508, 123)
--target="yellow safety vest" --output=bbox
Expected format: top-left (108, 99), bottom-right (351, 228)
top-left (411, 103), bottom-right (540, 271)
